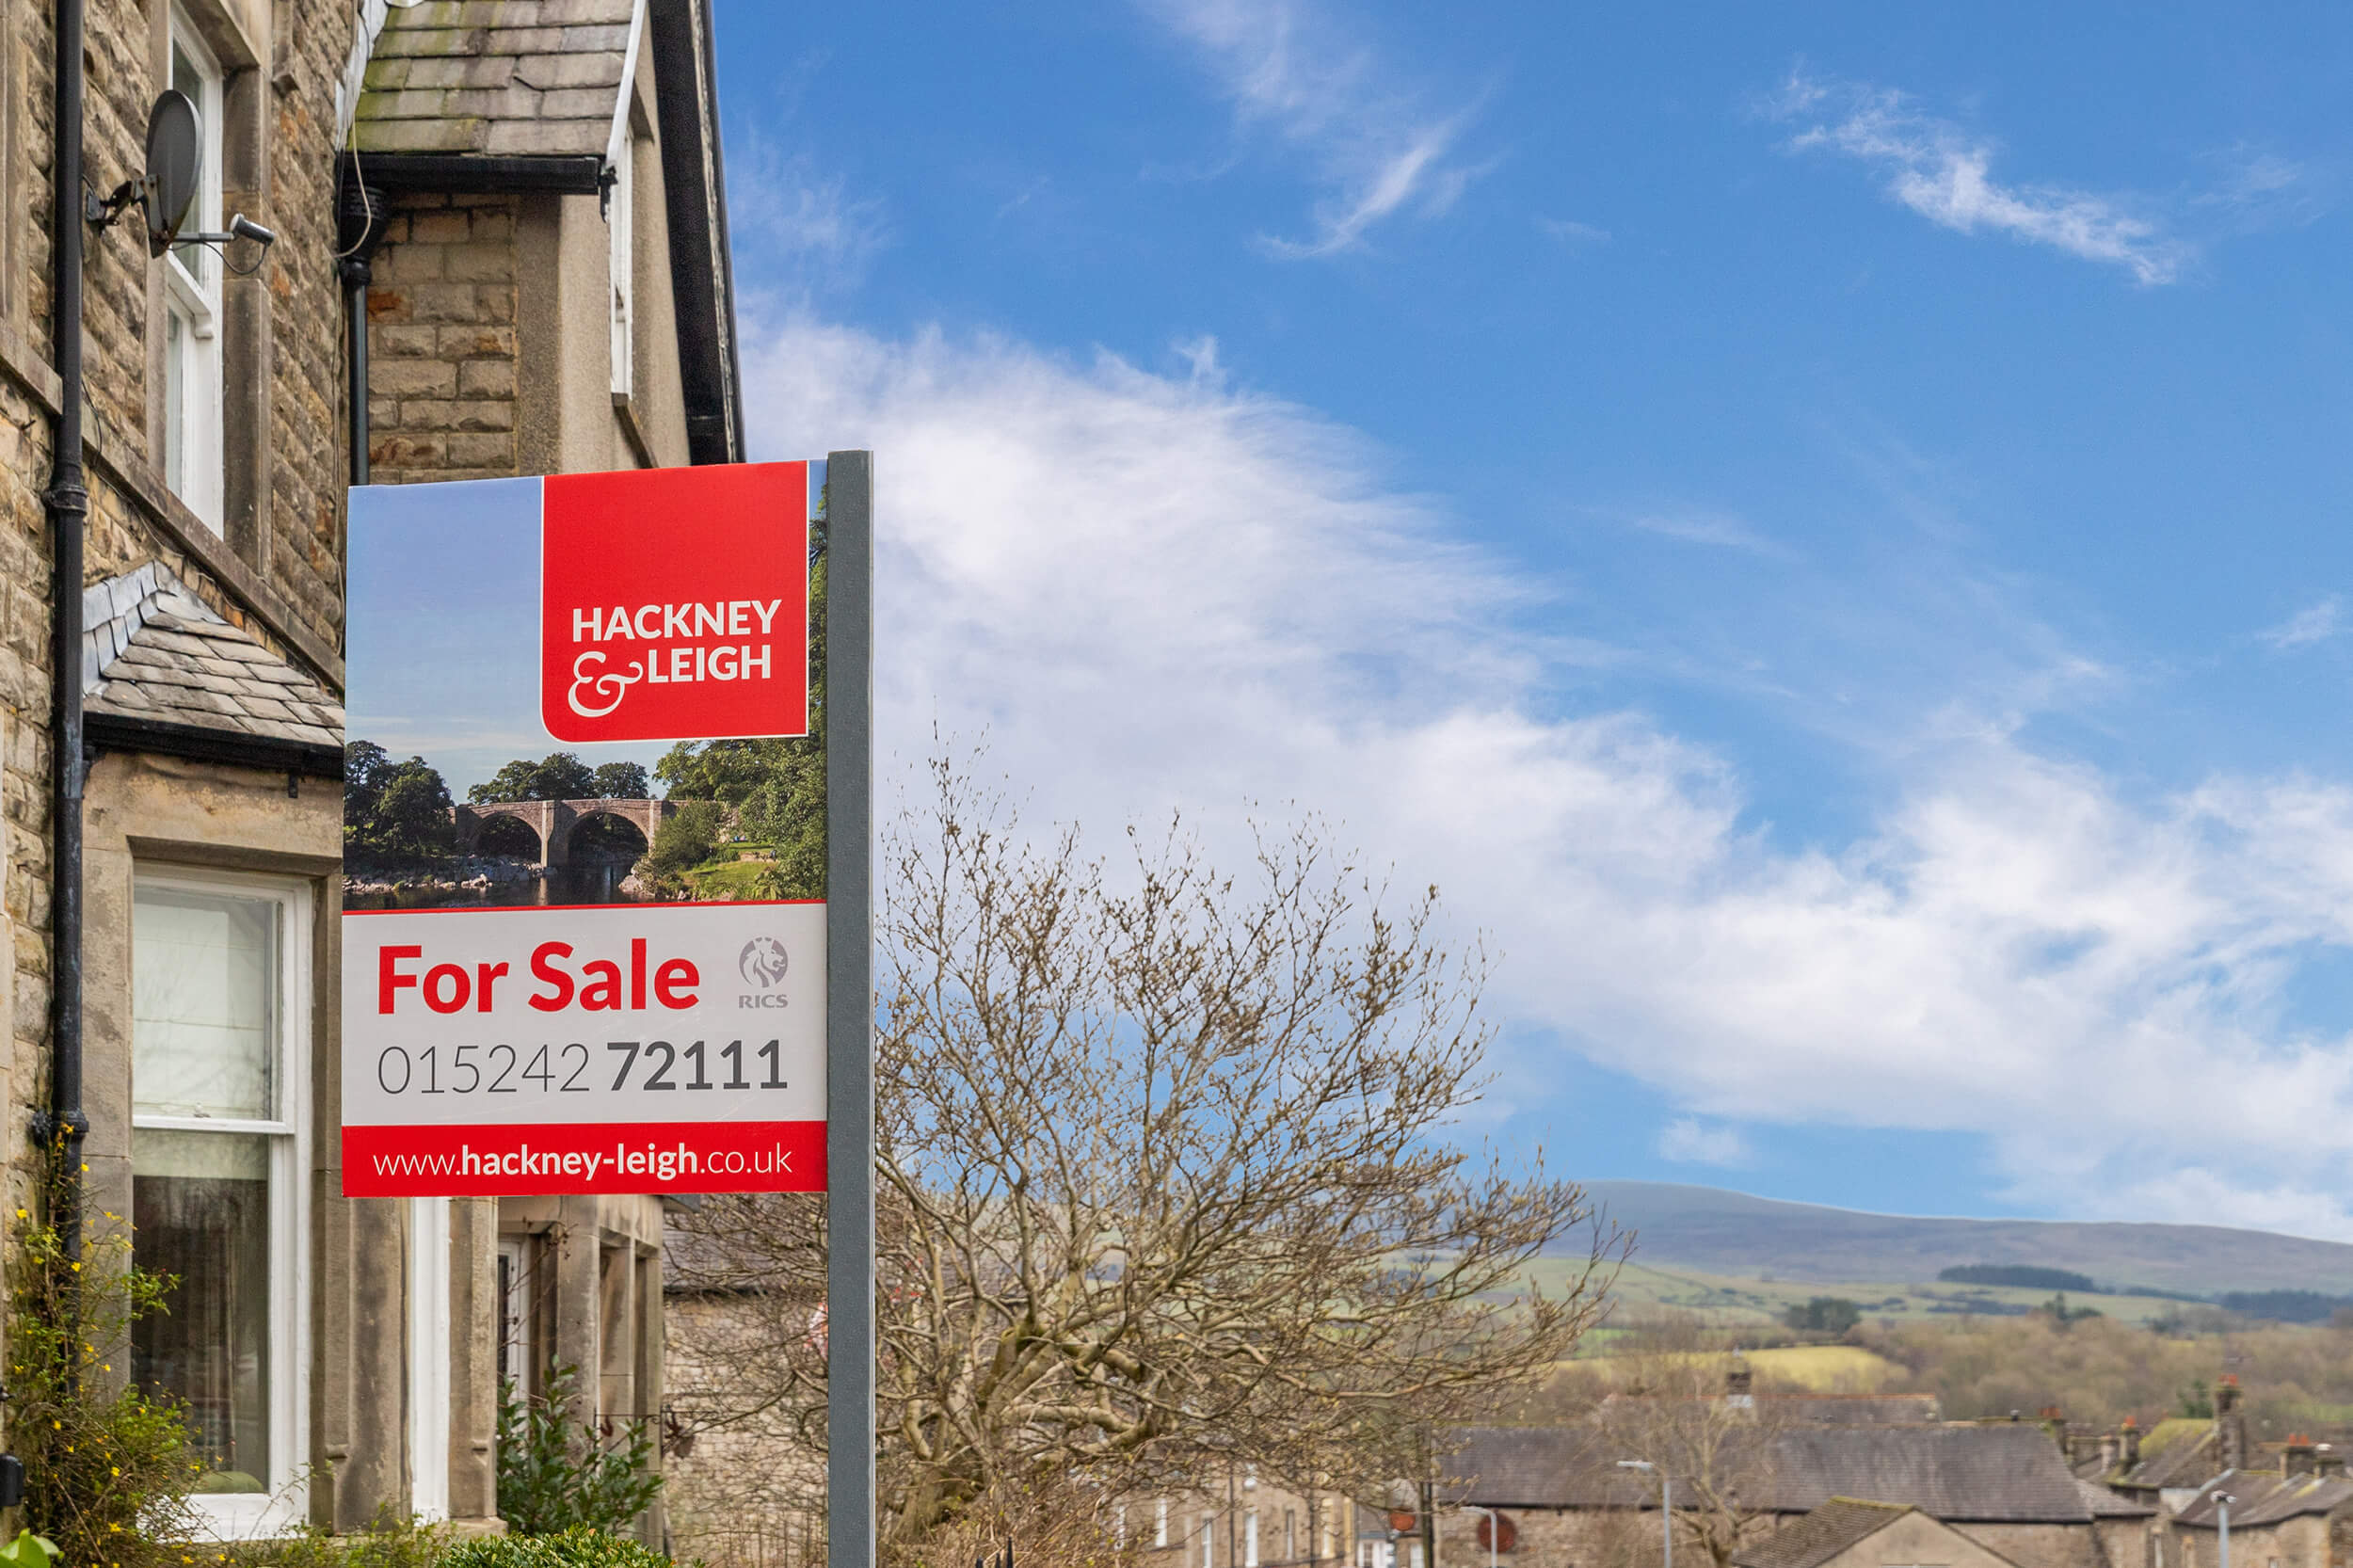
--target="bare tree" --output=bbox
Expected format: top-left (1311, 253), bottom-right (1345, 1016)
top-left (1592, 1323), bottom-right (1787, 1568)
top-left (672, 756), bottom-right (1620, 1556)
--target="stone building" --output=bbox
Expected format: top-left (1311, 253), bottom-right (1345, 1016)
top-left (1433, 1423), bottom-right (2124, 1568)
top-left (1733, 1499), bottom-right (2031, 1568)
top-left (2155, 1443), bottom-right (2353, 1568)
top-left (6, 0), bottom-right (741, 1542)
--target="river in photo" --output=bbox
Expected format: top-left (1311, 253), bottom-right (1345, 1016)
top-left (344, 859), bottom-right (645, 910)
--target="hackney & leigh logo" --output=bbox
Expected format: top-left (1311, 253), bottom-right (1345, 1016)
top-left (539, 463), bottom-right (812, 744)
top-left (739, 936), bottom-right (791, 1010)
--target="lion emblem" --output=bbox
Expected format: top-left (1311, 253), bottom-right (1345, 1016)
top-left (739, 936), bottom-right (791, 989)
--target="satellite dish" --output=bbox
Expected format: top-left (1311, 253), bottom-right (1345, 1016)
top-left (143, 88), bottom-right (200, 257)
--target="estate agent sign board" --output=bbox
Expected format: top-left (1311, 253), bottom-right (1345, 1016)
top-left (341, 462), bottom-right (827, 1196)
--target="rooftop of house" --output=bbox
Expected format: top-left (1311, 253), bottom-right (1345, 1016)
top-left (83, 566), bottom-right (342, 754)
top-left (2118, 1419), bottom-right (2220, 1491)
top-left (2173, 1471), bottom-right (2353, 1530)
top-left (353, 0), bottom-right (637, 158)
top-left (2075, 1478), bottom-right (2156, 1520)
top-left (1731, 1499), bottom-right (1915, 1568)
top-left (1443, 1423), bottom-right (2095, 1524)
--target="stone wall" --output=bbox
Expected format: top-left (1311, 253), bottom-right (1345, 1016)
top-left (6, 0), bottom-right (358, 1217)
top-left (365, 193), bottom-right (523, 483)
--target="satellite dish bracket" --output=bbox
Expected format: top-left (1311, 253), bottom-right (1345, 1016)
top-left (84, 88), bottom-right (274, 265)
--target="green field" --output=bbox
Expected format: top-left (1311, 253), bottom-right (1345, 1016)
top-left (1528, 1256), bottom-right (2200, 1333)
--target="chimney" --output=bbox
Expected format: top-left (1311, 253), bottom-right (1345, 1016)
top-left (2316, 1445), bottom-right (2345, 1479)
top-left (1726, 1361), bottom-right (1753, 1399)
top-left (2101, 1435), bottom-right (2120, 1472)
top-left (2121, 1418), bottom-right (2142, 1470)
top-left (2285, 1435), bottom-right (2317, 1478)
top-left (2216, 1377), bottom-right (2247, 1473)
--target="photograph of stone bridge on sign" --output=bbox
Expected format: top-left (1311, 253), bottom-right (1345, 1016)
top-left (453, 798), bottom-right (684, 868)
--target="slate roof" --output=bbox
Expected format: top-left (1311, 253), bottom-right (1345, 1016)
top-left (1732, 1499), bottom-right (1913, 1568)
top-left (1442, 1424), bottom-right (2092, 1524)
top-left (354, 0), bottom-right (638, 158)
top-left (2074, 1479), bottom-right (2155, 1519)
top-left (2173, 1471), bottom-right (2353, 1529)
top-left (1767, 1427), bottom-right (2091, 1523)
top-left (83, 566), bottom-right (343, 750)
top-left (2118, 1419), bottom-right (2217, 1492)
top-left (1774, 1397), bottom-right (1942, 1427)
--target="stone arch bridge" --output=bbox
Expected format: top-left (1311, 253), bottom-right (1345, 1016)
top-left (451, 797), bottom-right (693, 868)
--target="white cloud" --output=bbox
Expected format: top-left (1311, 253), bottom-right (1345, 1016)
top-left (1536, 216), bottom-right (1610, 248)
top-left (1657, 1119), bottom-right (1753, 1168)
top-left (2261, 596), bottom-right (2344, 650)
top-left (726, 130), bottom-right (891, 293)
top-left (1630, 507), bottom-right (1789, 558)
top-left (1769, 72), bottom-right (2188, 286)
top-left (1139, 0), bottom-right (1483, 257)
top-left (744, 309), bottom-right (2353, 1240)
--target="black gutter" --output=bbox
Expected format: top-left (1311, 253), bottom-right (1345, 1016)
top-left (650, 0), bottom-right (744, 464)
top-left (43, 0), bottom-right (89, 1284)
top-left (85, 714), bottom-right (344, 781)
top-left (338, 151), bottom-right (611, 197)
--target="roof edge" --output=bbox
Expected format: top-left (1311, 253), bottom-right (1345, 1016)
top-left (88, 712), bottom-right (344, 780)
top-left (341, 151), bottom-right (612, 196)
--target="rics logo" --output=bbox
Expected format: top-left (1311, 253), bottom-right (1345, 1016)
top-left (740, 936), bottom-right (791, 990)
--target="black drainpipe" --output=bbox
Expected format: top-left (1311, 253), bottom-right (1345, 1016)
top-left (43, 0), bottom-right (91, 1265)
top-left (339, 164), bottom-right (388, 485)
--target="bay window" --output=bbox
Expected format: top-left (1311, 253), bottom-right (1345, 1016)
top-left (130, 870), bottom-right (310, 1535)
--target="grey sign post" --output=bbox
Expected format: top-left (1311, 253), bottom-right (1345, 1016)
top-left (825, 452), bottom-right (877, 1568)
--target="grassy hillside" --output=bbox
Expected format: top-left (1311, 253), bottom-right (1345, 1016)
top-left (1528, 1257), bottom-right (2205, 1332)
top-left (1581, 1181), bottom-right (2353, 1297)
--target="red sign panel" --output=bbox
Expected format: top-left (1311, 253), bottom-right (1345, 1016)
top-left (540, 462), bottom-right (809, 744)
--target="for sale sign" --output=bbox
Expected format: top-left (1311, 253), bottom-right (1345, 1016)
top-left (342, 463), bottom-right (824, 1196)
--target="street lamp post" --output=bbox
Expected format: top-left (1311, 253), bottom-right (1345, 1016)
top-left (1619, 1460), bottom-right (1670, 1568)
top-left (1462, 1506), bottom-right (1501, 1568)
top-left (2217, 1492), bottom-right (2235, 1568)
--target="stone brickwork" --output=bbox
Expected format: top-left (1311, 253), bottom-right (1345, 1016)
top-left (366, 193), bottom-right (523, 483)
top-left (1, 0), bottom-right (360, 1457)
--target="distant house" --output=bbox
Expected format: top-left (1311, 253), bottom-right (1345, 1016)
top-left (1436, 1422), bottom-right (2119, 1568)
top-left (2111, 1381), bottom-right (2254, 1512)
top-left (2159, 1445), bottom-right (2353, 1568)
top-left (1734, 1498), bottom-right (2026, 1568)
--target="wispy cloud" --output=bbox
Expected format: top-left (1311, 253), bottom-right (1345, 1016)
top-left (1657, 1119), bottom-right (1753, 1168)
top-left (2262, 595), bottom-right (2345, 650)
top-left (726, 130), bottom-right (891, 293)
top-left (1630, 506), bottom-right (1790, 558)
top-left (744, 309), bottom-right (2353, 1240)
top-left (1139, 0), bottom-right (1484, 258)
top-left (1536, 216), bottom-right (1610, 249)
top-left (1768, 72), bottom-right (2189, 286)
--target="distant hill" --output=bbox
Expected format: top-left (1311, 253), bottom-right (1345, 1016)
top-left (1580, 1181), bottom-right (2353, 1297)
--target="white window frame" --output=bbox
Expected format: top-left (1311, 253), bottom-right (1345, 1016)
top-left (608, 139), bottom-right (634, 400)
top-left (498, 1234), bottom-right (542, 1393)
top-left (163, 5), bottom-right (225, 531)
top-left (1245, 1510), bottom-right (1259, 1568)
top-left (408, 1197), bottom-right (452, 1522)
top-left (131, 866), bottom-right (312, 1538)
top-left (1157, 1499), bottom-right (1171, 1549)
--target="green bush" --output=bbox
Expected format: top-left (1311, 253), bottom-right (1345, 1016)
top-left (10, 1151), bottom-right (200, 1568)
top-left (495, 1365), bottom-right (660, 1536)
top-left (444, 1528), bottom-right (674, 1568)
top-left (245, 1512), bottom-right (449, 1568)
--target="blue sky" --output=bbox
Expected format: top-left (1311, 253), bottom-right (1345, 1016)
top-left (347, 478), bottom-right (679, 789)
top-left (703, 0), bottom-right (2353, 1233)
